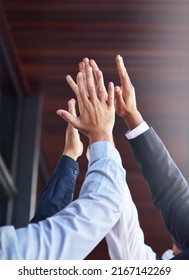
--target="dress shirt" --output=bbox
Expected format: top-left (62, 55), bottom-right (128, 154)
top-left (0, 141), bottom-right (125, 259)
top-left (161, 249), bottom-right (174, 260)
top-left (105, 121), bottom-right (156, 260)
top-left (126, 121), bottom-right (149, 140)
top-left (106, 178), bottom-right (156, 260)
top-left (80, 122), bottom-right (156, 260)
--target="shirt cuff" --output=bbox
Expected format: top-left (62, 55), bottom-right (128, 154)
top-left (53, 155), bottom-right (79, 179)
top-left (125, 121), bottom-right (149, 140)
top-left (88, 141), bottom-right (122, 166)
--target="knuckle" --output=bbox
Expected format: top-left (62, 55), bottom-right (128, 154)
top-left (88, 85), bottom-right (94, 93)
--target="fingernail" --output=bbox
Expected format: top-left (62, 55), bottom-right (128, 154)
top-left (56, 109), bottom-right (62, 115)
top-left (83, 57), bottom-right (89, 63)
top-left (118, 55), bottom-right (123, 61)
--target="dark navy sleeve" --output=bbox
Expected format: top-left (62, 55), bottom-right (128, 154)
top-left (29, 155), bottom-right (79, 223)
top-left (171, 248), bottom-right (189, 260)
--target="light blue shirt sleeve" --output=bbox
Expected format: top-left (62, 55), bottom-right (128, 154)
top-left (0, 141), bottom-right (125, 260)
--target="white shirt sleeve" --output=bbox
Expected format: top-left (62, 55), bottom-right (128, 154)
top-left (125, 121), bottom-right (149, 140)
top-left (106, 121), bottom-right (156, 260)
top-left (106, 182), bottom-right (156, 260)
top-left (0, 141), bottom-right (125, 260)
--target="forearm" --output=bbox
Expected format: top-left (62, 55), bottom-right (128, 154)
top-left (128, 128), bottom-right (189, 249)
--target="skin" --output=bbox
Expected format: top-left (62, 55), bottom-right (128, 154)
top-left (72, 55), bottom-right (143, 131)
top-left (62, 98), bottom-right (83, 161)
top-left (89, 54), bottom-right (144, 130)
top-left (57, 63), bottom-right (115, 145)
top-left (114, 55), bottom-right (183, 256)
top-left (62, 55), bottom-right (184, 257)
top-left (114, 55), bottom-right (144, 130)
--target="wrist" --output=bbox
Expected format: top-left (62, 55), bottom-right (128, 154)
top-left (123, 110), bottom-right (144, 131)
top-left (62, 150), bottom-right (79, 161)
top-left (89, 132), bottom-right (114, 145)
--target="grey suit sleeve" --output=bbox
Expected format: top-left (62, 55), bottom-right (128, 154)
top-left (129, 127), bottom-right (189, 250)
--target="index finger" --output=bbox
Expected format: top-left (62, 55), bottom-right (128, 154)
top-left (66, 74), bottom-right (83, 113)
top-left (66, 75), bottom-right (79, 95)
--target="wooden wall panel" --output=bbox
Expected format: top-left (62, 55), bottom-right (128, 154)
top-left (1, 0), bottom-right (189, 259)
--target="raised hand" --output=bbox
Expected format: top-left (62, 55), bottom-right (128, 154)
top-left (63, 98), bottom-right (83, 160)
top-left (57, 62), bottom-right (115, 145)
top-left (114, 55), bottom-right (143, 130)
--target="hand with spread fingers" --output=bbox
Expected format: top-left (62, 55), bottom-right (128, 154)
top-left (57, 62), bottom-right (115, 145)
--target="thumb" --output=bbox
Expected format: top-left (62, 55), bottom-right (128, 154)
top-left (56, 109), bottom-right (80, 129)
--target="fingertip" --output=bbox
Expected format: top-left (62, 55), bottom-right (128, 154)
top-left (83, 57), bottom-right (89, 64)
top-left (71, 98), bottom-right (76, 104)
top-left (89, 59), bottom-right (95, 66)
top-left (83, 57), bottom-right (89, 60)
top-left (68, 98), bottom-right (76, 108)
top-left (114, 85), bottom-right (121, 93)
top-left (108, 81), bottom-right (114, 89)
top-left (115, 54), bottom-right (121, 61)
top-left (66, 75), bottom-right (73, 85)
top-left (68, 98), bottom-right (77, 116)
top-left (65, 74), bottom-right (71, 80)
top-left (68, 98), bottom-right (75, 103)
top-left (56, 109), bottom-right (64, 116)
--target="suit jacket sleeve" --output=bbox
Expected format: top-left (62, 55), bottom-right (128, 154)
top-left (129, 127), bottom-right (189, 250)
top-left (29, 155), bottom-right (79, 223)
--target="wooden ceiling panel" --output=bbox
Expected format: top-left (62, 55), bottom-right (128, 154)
top-left (1, 0), bottom-right (189, 259)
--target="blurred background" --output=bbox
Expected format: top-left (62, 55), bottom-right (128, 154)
top-left (0, 0), bottom-right (189, 259)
